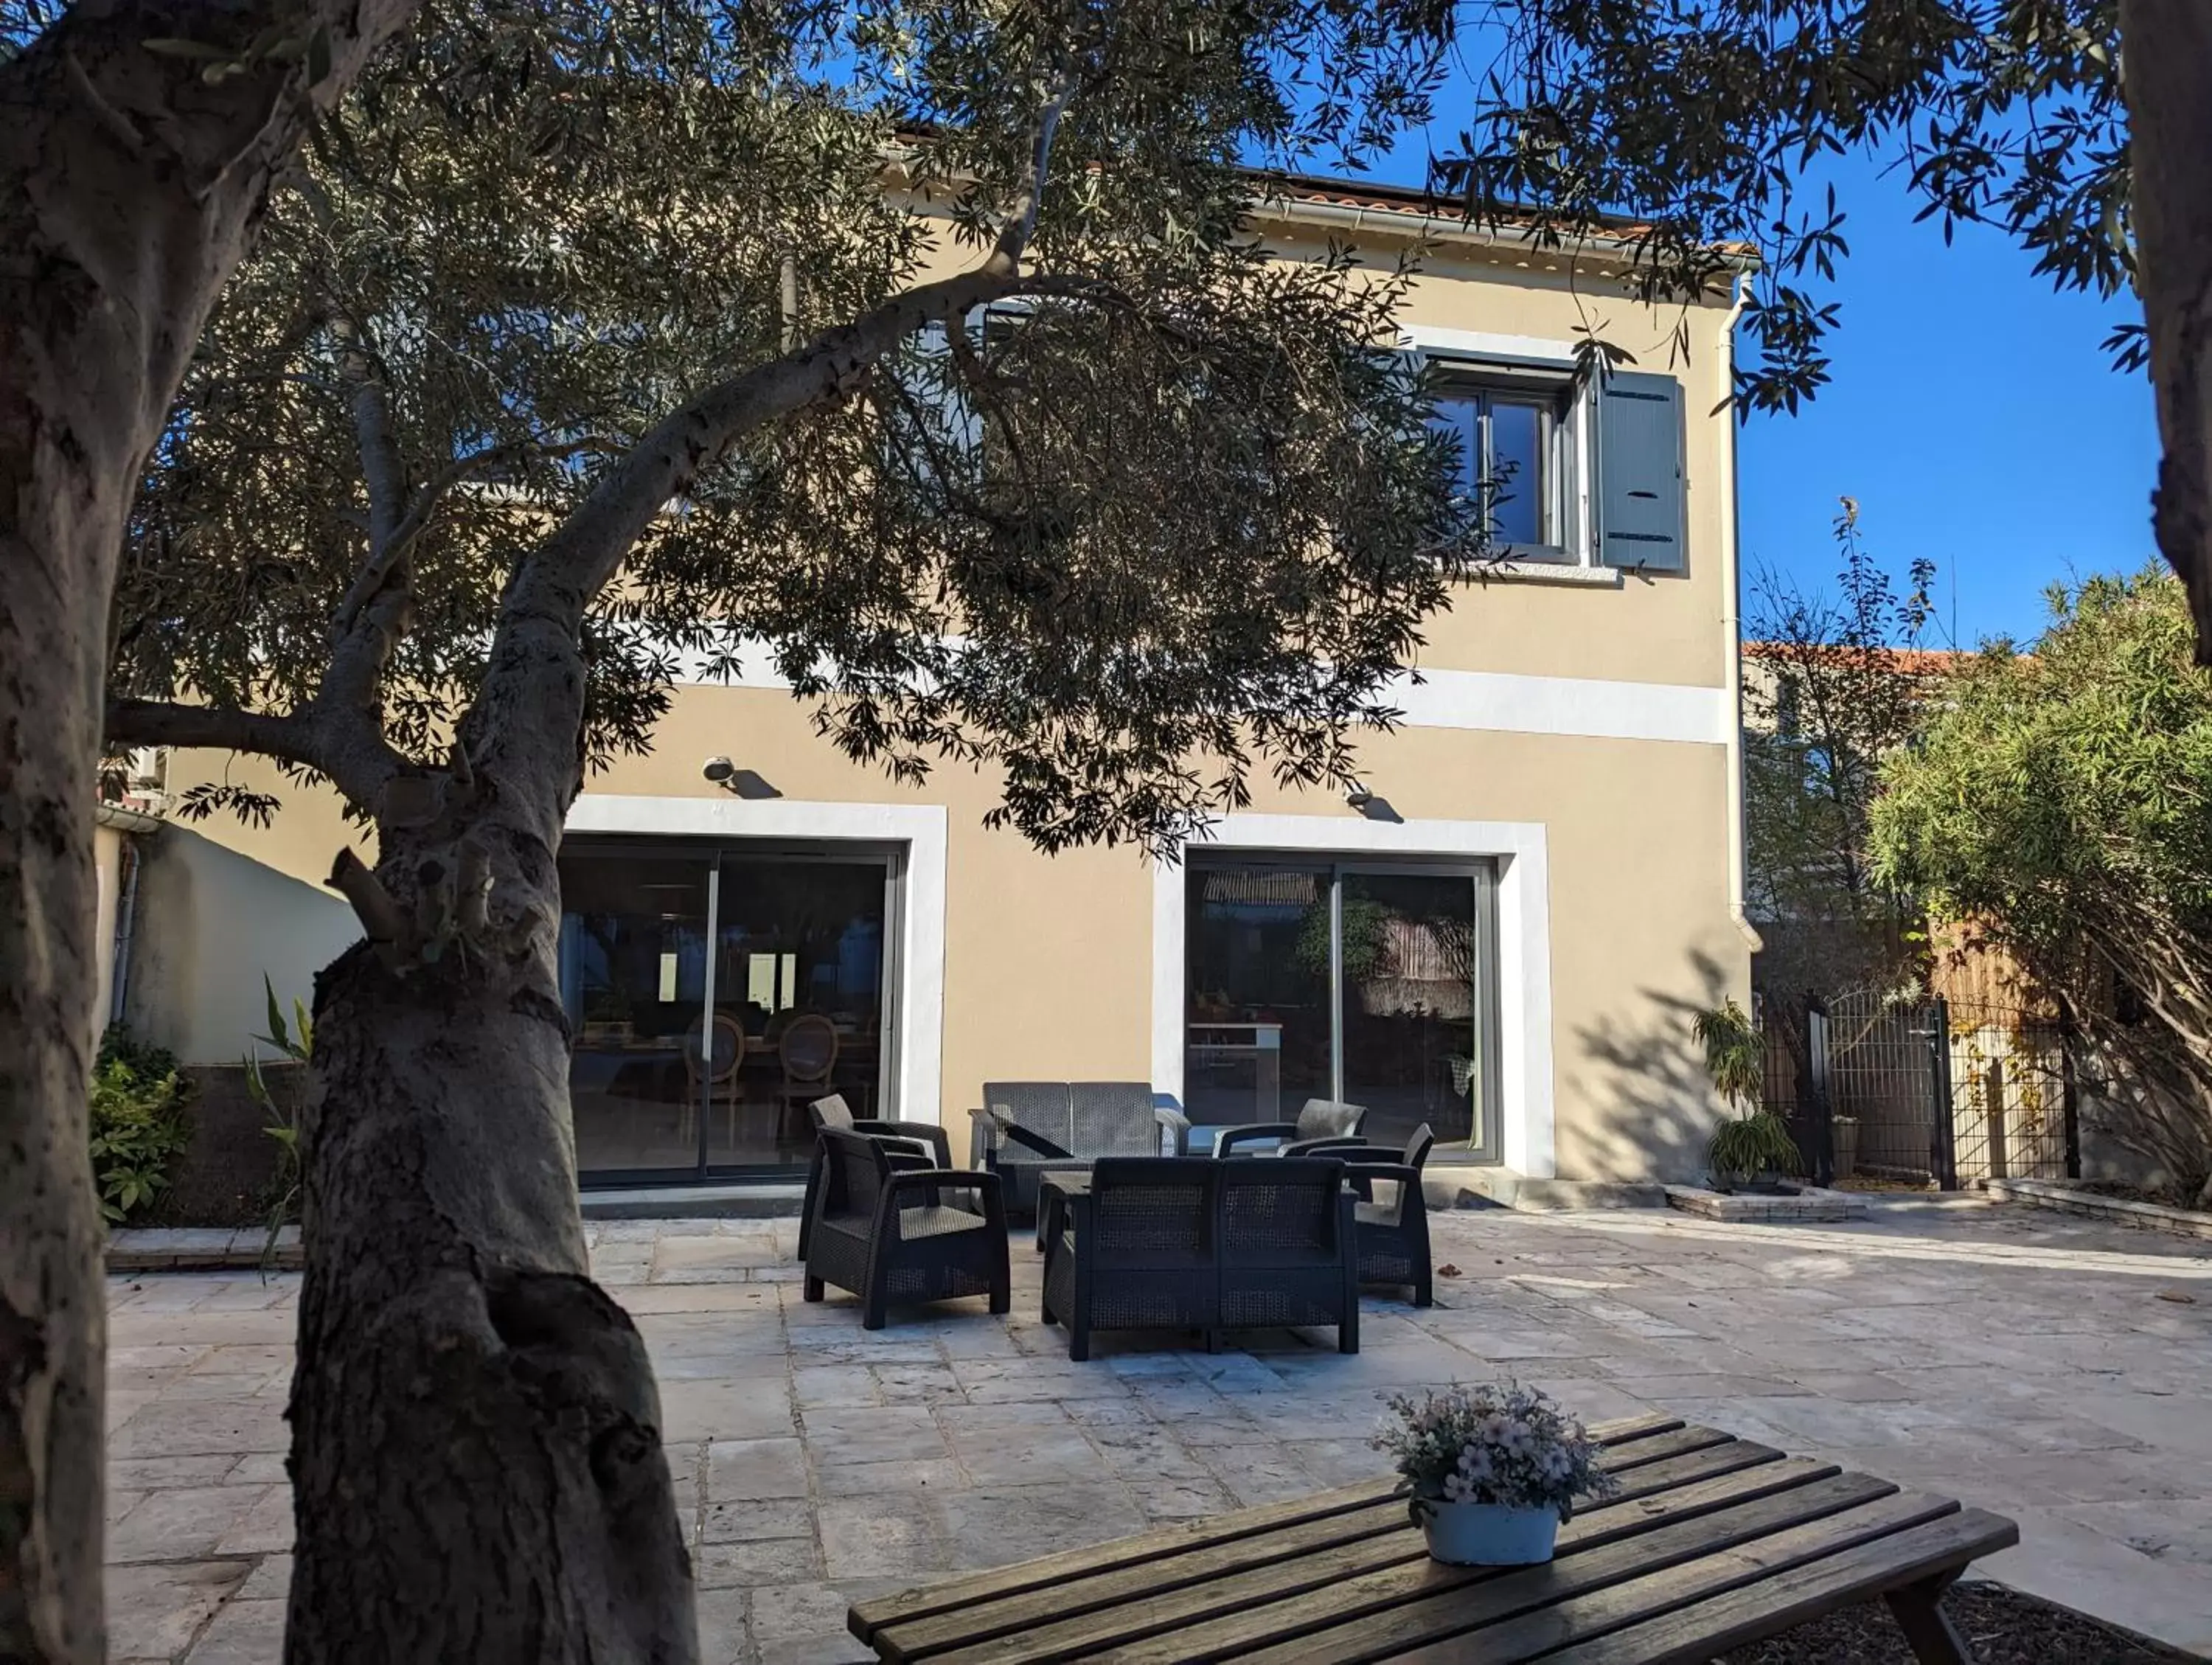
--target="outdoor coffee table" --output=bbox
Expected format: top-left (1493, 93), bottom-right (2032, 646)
top-left (846, 1414), bottom-right (2017, 1663)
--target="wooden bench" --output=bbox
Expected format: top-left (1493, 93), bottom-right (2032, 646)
top-left (847, 1414), bottom-right (2017, 1664)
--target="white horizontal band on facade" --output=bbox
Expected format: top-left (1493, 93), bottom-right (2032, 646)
top-left (562, 794), bottom-right (947, 1128)
top-left (670, 650), bottom-right (1730, 748)
top-left (1382, 669), bottom-right (1730, 746)
top-left (1150, 813), bottom-right (1555, 1179)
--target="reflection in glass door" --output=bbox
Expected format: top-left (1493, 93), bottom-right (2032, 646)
top-left (1184, 858), bottom-right (1496, 1157)
top-left (1338, 872), bottom-right (1481, 1151)
top-left (559, 839), bottom-right (897, 1185)
top-left (559, 855), bottom-right (716, 1178)
top-left (1183, 866), bottom-right (1332, 1131)
top-left (707, 858), bottom-right (889, 1171)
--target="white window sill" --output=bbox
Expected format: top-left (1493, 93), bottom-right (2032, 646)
top-left (1464, 560), bottom-right (1623, 588)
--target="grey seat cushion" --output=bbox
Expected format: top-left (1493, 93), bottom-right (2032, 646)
top-left (897, 1206), bottom-right (991, 1240)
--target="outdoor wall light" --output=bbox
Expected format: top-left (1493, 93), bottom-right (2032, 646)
top-left (1344, 778), bottom-right (1402, 823)
top-left (701, 757), bottom-right (782, 800)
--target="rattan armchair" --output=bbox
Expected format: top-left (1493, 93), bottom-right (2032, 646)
top-left (799, 1094), bottom-right (952, 1259)
top-left (1216, 1157), bottom-right (1360, 1353)
top-left (804, 1128), bottom-right (1009, 1329)
top-left (1213, 1096), bottom-right (1368, 1158)
top-left (1336, 1125), bottom-right (1436, 1307)
top-left (1041, 1158), bottom-right (1217, 1362)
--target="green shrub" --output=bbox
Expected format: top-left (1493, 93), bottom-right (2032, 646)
top-left (1691, 1001), bottom-right (1801, 1189)
top-left (88, 1026), bottom-right (195, 1224)
top-left (1691, 999), bottom-right (1764, 1113)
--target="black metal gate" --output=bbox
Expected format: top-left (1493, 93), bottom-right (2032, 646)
top-left (1761, 990), bottom-right (2076, 1190)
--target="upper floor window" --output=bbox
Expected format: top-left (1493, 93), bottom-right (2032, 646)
top-left (1409, 336), bottom-right (1691, 575)
top-left (1427, 379), bottom-right (1579, 556)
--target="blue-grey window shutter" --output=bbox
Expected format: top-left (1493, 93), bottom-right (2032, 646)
top-left (1596, 369), bottom-right (1686, 571)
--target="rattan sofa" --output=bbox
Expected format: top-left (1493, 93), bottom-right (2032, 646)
top-left (967, 1082), bottom-right (1185, 1214)
top-left (1041, 1156), bottom-right (1358, 1360)
top-left (804, 1127), bottom-right (1009, 1329)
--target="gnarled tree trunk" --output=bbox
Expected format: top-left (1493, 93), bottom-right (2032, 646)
top-left (2123, 0), bottom-right (2212, 659)
top-left (1, 4), bottom-right (418, 1657)
top-left (285, 798), bottom-right (696, 1661)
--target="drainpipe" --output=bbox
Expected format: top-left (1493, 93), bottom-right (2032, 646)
top-left (1719, 275), bottom-right (1764, 953)
top-left (110, 838), bottom-right (141, 1028)
top-left (94, 803), bottom-right (161, 1027)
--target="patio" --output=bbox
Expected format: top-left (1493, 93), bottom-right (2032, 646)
top-left (105, 1198), bottom-right (2212, 1664)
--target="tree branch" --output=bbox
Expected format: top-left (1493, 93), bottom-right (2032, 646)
top-left (342, 338), bottom-right (407, 552)
top-left (501, 268), bottom-right (1124, 634)
top-left (987, 71), bottom-right (1078, 277)
top-left (103, 697), bottom-right (405, 811)
top-left (330, 435), bottom-right (613, 642)
top-left (105, 698), bottom-right (325, 767)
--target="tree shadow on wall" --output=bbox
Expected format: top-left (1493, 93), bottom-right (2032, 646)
top-left (1569, 949), bottom-right (1737, 1186)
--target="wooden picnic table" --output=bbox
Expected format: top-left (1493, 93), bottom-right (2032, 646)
top-left (846, 1414), bottom-right (2017, 1664)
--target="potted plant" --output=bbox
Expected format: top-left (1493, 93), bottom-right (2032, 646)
top-left (1371, 1383), bottom-right (1616, 1565)
top-left (1694, 999), bottom-right (1801, 1192)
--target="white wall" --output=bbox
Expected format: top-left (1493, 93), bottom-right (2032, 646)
top-left (125, 824), bottom-right (362, 1064)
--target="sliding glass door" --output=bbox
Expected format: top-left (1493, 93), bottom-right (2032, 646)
top-left (1185, 858), bottom-right (1498, 1158)
top-left (560, 854), bottom-right (716, 1179)
top-left (560, 838), bottom-right (899, 1186)
top-left (706, 858), bottom-right (891, 1172)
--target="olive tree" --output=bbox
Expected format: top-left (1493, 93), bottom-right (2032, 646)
top-left (102, 2), bottom-right (1469, 1655)
top-left (14, 0), bottom-right (2212, 1657)
top-left (2, 1), bottom-right (424, 1655)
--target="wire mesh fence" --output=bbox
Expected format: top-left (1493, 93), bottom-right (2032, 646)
top-left (1759, 988), bottom-right (2076, 1189)
top-left (1822, 988), bottom-right (1946, 1183)
top-left (1943, 1003), bottom-right (2073, 1183)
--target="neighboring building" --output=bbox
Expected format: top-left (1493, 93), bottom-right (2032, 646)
top-left (119, 176), bottom-right (1759, 1195)
top-left (1739, 641), bottom-right (1969, 1001)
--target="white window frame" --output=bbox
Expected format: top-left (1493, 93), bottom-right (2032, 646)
top-left (1152, 812), bottom-right (1557, 1178)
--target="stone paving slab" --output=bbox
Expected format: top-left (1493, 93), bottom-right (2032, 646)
top-left (100, 1197), bottom-right (2212, 1662)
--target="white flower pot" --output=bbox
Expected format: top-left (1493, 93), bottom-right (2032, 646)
top-left (1411, 1498), bottom-right (1560, 1565)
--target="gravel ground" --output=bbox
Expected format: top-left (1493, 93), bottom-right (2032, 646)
top-left (1717, 1582), bottom-right (2202, 1664)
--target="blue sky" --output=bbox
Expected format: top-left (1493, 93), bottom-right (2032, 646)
top-left (1732, 158), bottom-right (2157, 650)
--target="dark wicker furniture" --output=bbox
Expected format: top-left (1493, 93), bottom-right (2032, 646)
top-left (798, 1094), bottom-right (953, 1259)
top-left (967, 1081), bottom-right (1183, 1214)
top-left (804, 1128), bottom-right (1009, 1329)
top-left (1040, 1158), bottom-right (1357, 1360)
top-left (1216, 1157), bottom-right (1360, 1352)
top-left (1213, 1096), bottom-right (1368, 1158)
top-left (1041, 1158), bottom-right (1217, 1361)
top-left (1297, 1123), bottom-right (1437, 1307)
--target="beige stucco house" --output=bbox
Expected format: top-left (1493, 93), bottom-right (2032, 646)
top-left (105, 176), bottom-right (1758, 1198)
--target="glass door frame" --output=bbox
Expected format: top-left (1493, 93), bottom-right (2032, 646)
top-left (1186, 852), bottom-right (1503, 1163)
top-left (563, 834), bottom-right (907, 1188)
top-left (698, 839), bottom-right (907, 1182)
